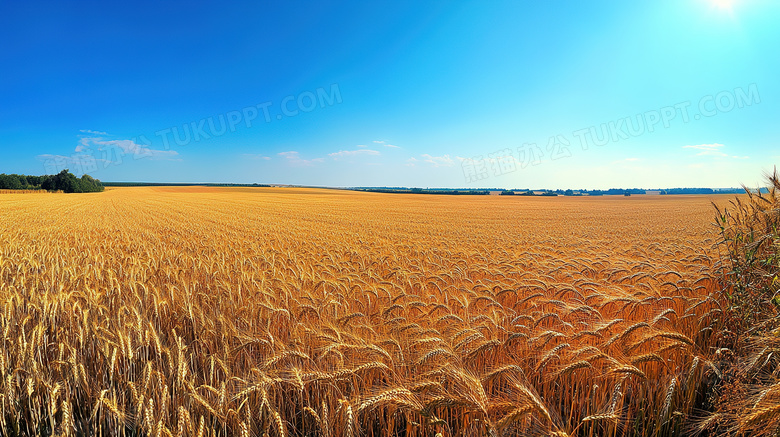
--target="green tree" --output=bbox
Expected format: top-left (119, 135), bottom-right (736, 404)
top-left (52, 169), bottom-right (81, 192)
top-left (0, 171), bottom-right (106, 191)
top-left (0, 174), bottom-right (23, 190)
top-left (79, 174), bottom-right (104, 192)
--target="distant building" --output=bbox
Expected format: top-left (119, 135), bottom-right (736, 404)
top-left (645, 190), bottom-right (661, 195)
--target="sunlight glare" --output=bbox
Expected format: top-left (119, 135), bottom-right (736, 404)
top-left (711, 0), bottom-right (736, 11)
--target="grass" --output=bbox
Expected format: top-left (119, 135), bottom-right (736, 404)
top-left (707, 169), bottom-right (780, 436)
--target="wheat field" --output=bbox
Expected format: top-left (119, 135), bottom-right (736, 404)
top-left (0, 187), bottom-right (728, 436)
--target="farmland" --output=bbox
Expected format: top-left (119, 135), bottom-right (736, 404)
top-left (0, 187), bottom-right (730, 436)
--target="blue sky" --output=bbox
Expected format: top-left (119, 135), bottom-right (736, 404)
top-left (1, 0), bottom-right (778, 189)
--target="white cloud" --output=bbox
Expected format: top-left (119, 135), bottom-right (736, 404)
top-left (420, 154), bottom-right (455, 167)
top-left (683, 143), bottom-right (749, 159)
top-left (75, 136), bottom-right (94, 152)
top-left (405, 154), bottom-right (455, 167)
top-left (79, 129), bottom-right (108, 135)
top-left (106, 140), bottom-right (178, 160)
top-left (37, 131), bottom-right (181, 174)
top-left (329, 149), bottom-right (381, 160)
top-left (86, 138), bottom-right (179, 161)
top-left (74, 134), bottom-right (180, 161)
top-left (373, 140), bottom-right (400, 149)
top-left (683, 143), bottom-right (727, 157)
top-left (684, 143), bottom-right (724, 151)
top-left (278, 151), bottom-right (324, 166)
top-left (356, 144), bottom-right (368, 148)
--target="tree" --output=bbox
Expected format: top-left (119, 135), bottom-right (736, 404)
top-left (50, 169), bottom-right (81, 193)
top-left (80, 174), bottom-right (104, 192)
top-left (0, 174), bottom-right (23, 190)
top-left (2, 170), bottom-right (105, 193)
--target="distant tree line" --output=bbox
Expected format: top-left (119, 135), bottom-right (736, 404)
top-left (102, 182), bottom-right (271, 187)
top-left (499, 190), bottom-right (558, 196)
top-left (360, 188), bottom-right (490, 195)
top-left (500, 187), bottom-right (749, 196)
top-left (0, 170), bottom-right (104, 193)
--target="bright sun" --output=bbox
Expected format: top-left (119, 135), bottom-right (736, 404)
top-left (711, 0), bottom-right (736, 10)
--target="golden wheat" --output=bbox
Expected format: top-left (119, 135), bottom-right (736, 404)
top-left (0, 187), bottom-right (728, 436)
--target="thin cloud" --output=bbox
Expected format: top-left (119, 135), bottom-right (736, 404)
top-left (420, 154), bottom-right (455, 167)
top-left (37, 131), bottom-right (181, 174)
top-left (82, 138), bottom-right (179, 161)
top-left (329, 149), bottom-right (380, 160)
top-left (73, 135), bottom-right (180, 162)
top-left (683, 143), bottom-right (726, 157)
top-left (79, 129), bottom-right (108, 135)
top-left (278, 151), bottom-right (324, 166)
top-left (373, 140), bottom-right (400, 149)
top-left (683, 143), bottom-right (748, 159)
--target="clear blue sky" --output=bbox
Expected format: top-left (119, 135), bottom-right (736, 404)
top-left (1, 0), bottom-right (778, 189)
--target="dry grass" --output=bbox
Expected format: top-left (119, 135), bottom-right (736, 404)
top-left (706, 169), bottom-right (780, 436)
top-left (0, 187), bottom-right (730, 436)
